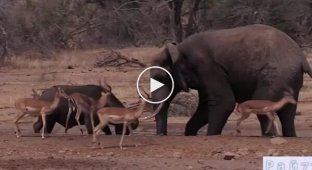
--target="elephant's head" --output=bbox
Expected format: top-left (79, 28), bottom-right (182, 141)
top-left (150, 42), bottom-right (199, 135)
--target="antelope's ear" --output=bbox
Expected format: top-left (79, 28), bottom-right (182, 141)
top-left (101, 79), bottom-right (112, 93)
top-left (56, 87), bottom-right (61, 93)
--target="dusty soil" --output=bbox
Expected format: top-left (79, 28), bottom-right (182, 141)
top-left (0, 47), bottom-right (312, 170)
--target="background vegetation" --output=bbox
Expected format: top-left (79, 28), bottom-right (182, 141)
top-left (0, 0), bottom-right (311, 61)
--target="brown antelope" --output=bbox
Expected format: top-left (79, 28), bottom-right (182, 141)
top-left (94, 88), bottom-right (163, 149)
top-left (64, 80), bottom-right (112, 134)
top-left (14, 87), bottom-right (68, 139)
top-left (234, 95), bottom-right (297, 136)
top-left (64, 92), bottom-right (110, 135)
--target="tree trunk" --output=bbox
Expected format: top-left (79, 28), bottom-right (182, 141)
top-left (169, 0), bottom-right (184, 43)
top-left (185, 0), bottom-right (201, 38)
top-left (0, 25), bottom-right (10, 63)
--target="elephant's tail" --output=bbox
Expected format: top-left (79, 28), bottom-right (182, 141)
top-left (302, 57), bottom-right (312, 78)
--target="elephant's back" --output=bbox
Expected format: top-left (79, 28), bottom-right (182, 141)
top-left (183, 24), bottom-right (304, 78)
top-left (186, 24), bottom-right (302, 61)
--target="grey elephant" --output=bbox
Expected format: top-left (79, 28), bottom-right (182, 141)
top-left (151, 24), bottom-right (312, 137)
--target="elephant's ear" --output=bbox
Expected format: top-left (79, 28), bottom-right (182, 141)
top-left (166, 43), bottom-right (179, 64)
top-left (166, 43), bottom-right (189, 92)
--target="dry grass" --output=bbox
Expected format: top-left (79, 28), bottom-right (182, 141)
top-left (0, 47), bottom-right (159, 115)
top-left (5, 47), bottom-right (160, 69)
top-left (8, 51), bottom-right (93, 69)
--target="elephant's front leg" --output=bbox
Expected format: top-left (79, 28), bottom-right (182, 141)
top-left (207, 99), bottom-right (236, 135)
top-left (203, 81), bottom-right (236, 135)
top-left (185, 84), bottom-right (236, 136)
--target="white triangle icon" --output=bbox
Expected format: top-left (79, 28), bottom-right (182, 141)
top-left (150, 78), bottom-right (164, 93)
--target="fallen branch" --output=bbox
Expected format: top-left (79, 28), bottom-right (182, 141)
top-left (94, 49), bottom-right (146, 68)
top-left (0, 106), bottom-right (13, 109)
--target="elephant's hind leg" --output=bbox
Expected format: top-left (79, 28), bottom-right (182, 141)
top-left (251, 86), bottom-right (277, 136)
top-left (277, 86), bottom-right (299, 137)
top-left (277, 103), bottom-right (297, 137)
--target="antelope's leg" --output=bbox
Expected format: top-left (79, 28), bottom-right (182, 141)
top-left (236, 113), bottom-right (250, 135)
top-left (90, 110), bottom-right (95, 134)
top-left (41, 111), bottom-right (46, 139)
top-left (13, 112), bottom-right (26, 138)
top-left (271, 113), bottom-right (281, 136)
top-left (265, 113), bottom-right (275, 134)
top-left (272, 119), bottom-right (281, 136)
top-left (93, 117), bottom-right (108, 144)
top-left (65, 103), bottom-right (73, 134)
top-left (127, 123), bottom-right (133, 136)
top-left (265, 121), bottom-right (273, 134)
top-left (93, 124), bottom-right (102, 142)
top-left (75, 107), bottom-right (83, 135)
top-left (119, 121), bottom-right (128, 150)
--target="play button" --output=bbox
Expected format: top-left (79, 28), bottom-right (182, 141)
top-left (136, 66), bottom-right (174, 104)
top-left (150, 78), bottom-right (164, 93)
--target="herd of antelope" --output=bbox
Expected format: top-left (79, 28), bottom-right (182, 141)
top-left (13, 80), bottom-right (160, 149)
top-left (12, 79), bottom-right (296, 149)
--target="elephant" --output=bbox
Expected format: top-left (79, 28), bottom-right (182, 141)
top-left (150, 24), bottom-right (312, 137)
top-left (33, 85), bottom-right (139, 135)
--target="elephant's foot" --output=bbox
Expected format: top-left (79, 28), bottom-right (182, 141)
top-left (184, 131), bottom-right (197, 136)
top-left (157, 132), bottom-right (167, 136)
top-left (262, 131), bottom-right (274, 137)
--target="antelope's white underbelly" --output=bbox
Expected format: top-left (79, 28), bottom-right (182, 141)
top-left (26, 107), bottom-right (40, 113)
top-left (109, 115), bottom-right (124, 123)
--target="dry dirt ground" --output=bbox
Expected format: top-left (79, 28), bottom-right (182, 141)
top-left (0, 47), bottom-right (312, 170)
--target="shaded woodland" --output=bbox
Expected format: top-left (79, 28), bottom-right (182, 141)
top-left (0, 0), bottom-right (311, 60)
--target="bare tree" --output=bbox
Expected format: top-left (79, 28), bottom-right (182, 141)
top-left (169, 0), bottom-right (184, 43)
top-left (184, 0), bottom-right (201, 38)
top-left (0, 25), bottom-right (10, 62)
